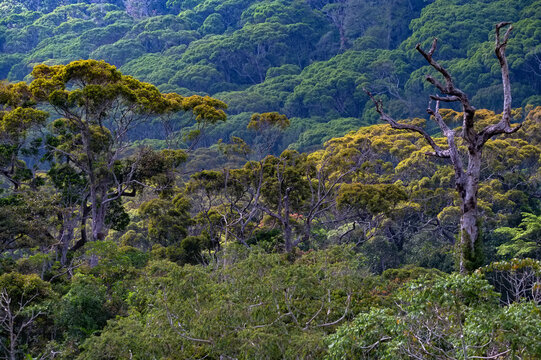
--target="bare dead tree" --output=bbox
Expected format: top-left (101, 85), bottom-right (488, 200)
top-left (367, 22), bottom-right (521, 273)
top-left (479, 259), bottom-right (541, 305)
top-left (0, 289), bottom-right (42, 360)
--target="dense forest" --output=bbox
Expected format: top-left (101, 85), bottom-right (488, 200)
top-left (0, 0), bottom-right (541, 359)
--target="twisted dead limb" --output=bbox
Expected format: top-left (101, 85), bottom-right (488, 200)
top-left (367, 23), bottom-right (519, 273)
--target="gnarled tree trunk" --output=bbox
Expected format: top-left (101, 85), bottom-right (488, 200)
top-left (368, 22), bottom-right (520, 273)
top-left (458, 149), bottom-right (482, 272)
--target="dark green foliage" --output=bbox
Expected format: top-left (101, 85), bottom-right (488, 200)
top-left (494, 212), bottom-right (541, 258)
top-left (166, 235), bottom-right (208, 265)
top-left (199, 13), bottom-right (226, 35)
top-left (47, 163), bottom-right (87, 203)
top-left (0, 272), bottom-right (55, 358)
top-left (78, 246), bottom-right (370, 359)
top-left (247, 228), bottom-right (282, 252)
top-left (0, 1), bottom-right (540, 359)
top-left (55, 274), bottom-right (109, 341)
top-left (326, 272), bottom-right (541, 359)
top-left (0, 192), bottom-right (55, 254)
top-left (139, 194), bottom-right (192, 246)
top-left (105, 198), bottom-right (130, 231)
top-left (2, 0), bottom-right (538, 153)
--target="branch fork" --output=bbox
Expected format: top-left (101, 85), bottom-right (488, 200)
top-left (367, 22), bottom-right (518, 273)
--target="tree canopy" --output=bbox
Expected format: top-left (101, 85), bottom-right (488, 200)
top-left (0, 1), bottom-right (541, 359)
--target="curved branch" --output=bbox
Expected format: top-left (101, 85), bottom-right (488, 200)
top-left (478, 22), bottom-right (520, 147)
top-left (0, 169), bottom-right (19, 189)
top-left (416, 39), bottom-right (457, 93)
top-left (427, 101), bottom-right (464, 184)
top-left (416, 39), bottom-right (476, 142)
top-left (365, 89), bottom-right (450, 158)
top-left (429, 95), bottom-right (460, 102)
top-left (495, 21), bottom-right (513, 122)
top-left (314, 293), bottom-right (351, 328)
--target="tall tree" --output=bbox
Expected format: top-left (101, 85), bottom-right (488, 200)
top-left (0, 81), bottom-right (48, 190)
top-left (30, 60), bottom-right (223, 245)
top-left (247, 111), bottom-right (290, 159)
top-left (0, 273), bottom-right (52, 360)
top-left (368, 23), bottom-right (520, 273)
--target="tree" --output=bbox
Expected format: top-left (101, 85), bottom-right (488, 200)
top-left (246, 111), bottom-right (289, 159)
top-left (0, 272), bottom-right (53, 360)
top-left (187, 166), bottom-right (261, 253)
top-left (336, 183), bottom-right (408, 242)
top-left (139, 193), bottom-right (192, 247)
top-left (0, 191), bottom-right (56, 256)
top-left (367, 23), bottom-right (521, 273)
top-left (480, 258), bottom-right (541, 305)
top-left (78, 246), bottom-right (367, 359)
top-left (179, 95), bottom-right (228, 150)
top-left (326, 272), bottom-right (541, 359)
top-left (323, 0), bottom-right (348, 51)
top-left (29, 60), bottom-right (217, 246)
top-left (257, 151), bottom-right (311, 252)
top-left (31, 60), bottom-right (166, 244)
top-left (123, 0), bottom-right (152, 18)
top-left (0, 81), bottom-right (48, 190)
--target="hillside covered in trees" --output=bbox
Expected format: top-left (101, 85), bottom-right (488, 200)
top-left (1, 0), bottom-right (541, 152)
top-left (1, 0), bottom-right (541, 359)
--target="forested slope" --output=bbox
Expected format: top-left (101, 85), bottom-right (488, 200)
top-left (1, 0), bottom-right (541, 359)
top-left (1, 0), bottom-right (540, 152)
